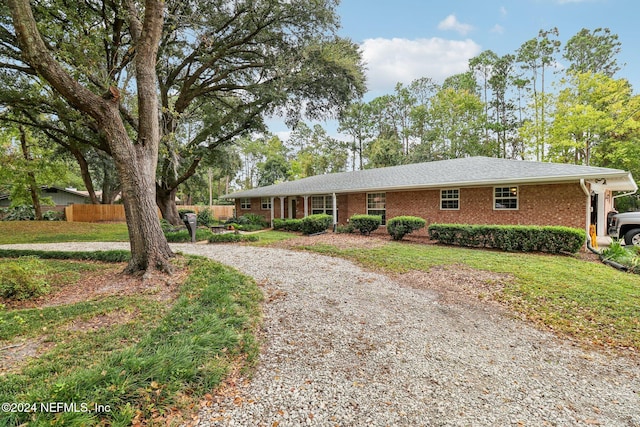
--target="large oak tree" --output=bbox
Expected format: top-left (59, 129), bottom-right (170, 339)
top-left (4, 0), bottom-right (365, 272)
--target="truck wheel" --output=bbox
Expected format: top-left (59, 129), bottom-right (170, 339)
top-left (624, 228), bottom-right (640, 246)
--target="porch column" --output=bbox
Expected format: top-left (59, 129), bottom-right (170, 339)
top-left (303, 195), bottom-right (309, 217)
top-left (279, 196), bottom-right (285, 219)
top-left (332, 192), bottom-right (337, 232)
top-left (270, 197), bottom-right (275, 226)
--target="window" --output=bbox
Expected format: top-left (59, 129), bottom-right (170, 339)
top-left (367, 192), bottom-right (386, 224)
top-left (311, 195), bottom-right (334, 215)
top-left (494, 186), bottom-right (518, 210)
top-left (441, 189), bottom-right (459, 210)
top-left (261, 197), bottom-right (271, 210)
top-left (240, 198), bottom-right (251, 210)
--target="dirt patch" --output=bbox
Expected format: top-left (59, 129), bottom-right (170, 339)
top-left (271, 232), bottom-right (389, 250)
top-left (394, 264), bottom-right (513, 308)
top-left (64, 308), bottom-right (138, 333)
top-left (0, 339), bottom-right (55, 374)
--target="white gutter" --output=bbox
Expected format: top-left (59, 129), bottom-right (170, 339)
top-left (612, 173), bottom-right (638, 199)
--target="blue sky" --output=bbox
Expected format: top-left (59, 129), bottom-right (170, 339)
top-left (270, 0), bottom-right (639, 139)
top-left (337, 0), bottom-right (639, 96)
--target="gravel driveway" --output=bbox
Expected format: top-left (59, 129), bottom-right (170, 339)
top-left (2, 242), bottom-right (639, 426)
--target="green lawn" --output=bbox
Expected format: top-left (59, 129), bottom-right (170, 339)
top-left (300, 241), bottom-right (640, 351)
top-left (0, 254), bottom-right (261, 426)
top-left (0, 221), bottom-right (129, 244)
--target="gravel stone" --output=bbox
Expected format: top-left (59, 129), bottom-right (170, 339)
top-left (2, 242), bottom-right (639, 426)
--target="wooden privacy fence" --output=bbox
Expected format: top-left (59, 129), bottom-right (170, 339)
top-left (65, 204), bottom-right (234, 223)
top-left (178, 205), bottom-right (235, 220)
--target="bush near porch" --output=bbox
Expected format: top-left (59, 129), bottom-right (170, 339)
top-left (349, 214), bottom-right (382, 235)
top-left (301, 214), bottom-right (332, 235)
top-left (273, 218), bottom-right (303, 232)
top-left (428, 224), bottom-right (586, 254)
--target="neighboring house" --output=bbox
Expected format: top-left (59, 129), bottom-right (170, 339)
top-left (0, 186), bottom-right (93, 209)
top-left (223, 156), bottom-right (638, 239)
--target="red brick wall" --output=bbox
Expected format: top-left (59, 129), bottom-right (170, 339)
top-left (235, 197), bottom-right (272, 222)
top-left (341, 183), bottom-right (586, 234)
top-left (235, 182), bottom-right (587, 232)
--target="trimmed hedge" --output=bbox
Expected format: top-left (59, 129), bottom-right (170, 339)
top-left (387, 216), bottom-right (426, 241)
top-left (300, 214), bottom-right (332, 235)
top-left (208, 233), bottom-right (259, 243)
top-left (273, 218), bottom-right (303, 232)
top-left (349, 214), bottom-right (382, 235)
top-left (0, 249), bottom-right (130, 262)
top-left (428, 224), bottom-right (586, 254)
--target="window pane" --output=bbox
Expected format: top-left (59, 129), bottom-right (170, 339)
top-left (494, 187), bottom-right (518, 209)
top-left (441, 189), bottom-right (459, 210)
top-left (367, 193), bottom-right (386, 209)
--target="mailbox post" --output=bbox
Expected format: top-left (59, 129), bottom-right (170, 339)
top-left (182, 213), bottom-right (197, 243)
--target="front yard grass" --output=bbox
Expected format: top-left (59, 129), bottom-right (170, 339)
top-left (302, 241), bottom-right (640, 352)
top-left (0, 222), bottom-right (129, 244)
top-left (0, 254), bottom-right (262, 426)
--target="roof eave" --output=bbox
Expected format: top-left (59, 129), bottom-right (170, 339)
top-left (222, 171), bottom-right (636, 199)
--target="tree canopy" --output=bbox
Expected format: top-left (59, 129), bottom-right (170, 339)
top-left (3, 0), bottom-right (365, 272)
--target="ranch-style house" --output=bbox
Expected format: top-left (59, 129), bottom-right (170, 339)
top-left (224, 156), bottom-right (637, 239)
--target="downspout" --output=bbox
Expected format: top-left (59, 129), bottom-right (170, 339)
top-left (580, 179), bottom-right (600, 255)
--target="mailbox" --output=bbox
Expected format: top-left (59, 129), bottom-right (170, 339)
top-left (182, 213), bottom-right (197, 243)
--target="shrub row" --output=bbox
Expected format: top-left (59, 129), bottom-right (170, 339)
top-left (428, 224), bottom-right (586, 254)
top-left (272, 218), bottom-right (303, 232)
top-left (341, 214), bottom-right (425, 240)
top-left (0, 249), bottom-right (130, 262)
top-left (208, 233), bottom-right (259, 243)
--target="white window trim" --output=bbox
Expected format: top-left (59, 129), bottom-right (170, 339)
top-left (311, 195), bottom-right (334, 215)
top-left (493, 186), bottom-right (519, 210)
top-left (366, 192), bottom-right (386, 225)
top-left (440, 189), bottom-right (460, 210)
top-left (240, 198), bottom-right (251, 210)
top-left (261, 197), bottom-right (271, 210)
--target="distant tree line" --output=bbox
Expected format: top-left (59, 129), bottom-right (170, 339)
top-left (231, 27), bottom-right (640, 194)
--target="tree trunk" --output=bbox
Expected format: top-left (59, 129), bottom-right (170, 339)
top-left (100, 105), bottom-right (174, 273)
top-left (69, 147), bottom-right (100, 204)
top-left (19, 127), bottom-right (42, 220)
top-left (8, 0), bottom-right (173, 274)
top-left (156, 184), bottom-right (181, 226)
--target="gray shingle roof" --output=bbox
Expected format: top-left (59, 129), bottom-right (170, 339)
top-left (224, 156), bottom-right (636, 198)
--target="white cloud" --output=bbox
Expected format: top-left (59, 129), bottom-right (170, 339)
top-left (499, 6), bottom-right (508, 17)
top-left (490, 24), bottom-right (505, 34)
top-left (437, 14), bottom-right (474, 36)
top-left (360, 37), bottom-right (482, 94)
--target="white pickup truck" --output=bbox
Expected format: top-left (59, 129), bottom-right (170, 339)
top-left (608, 211), bottom-right (640, 246)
